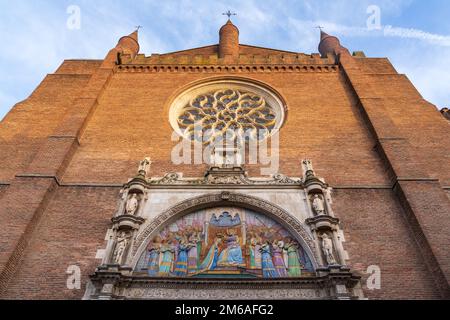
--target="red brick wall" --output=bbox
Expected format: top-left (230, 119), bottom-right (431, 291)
top-left (61, 71), bottom-right (387, 185)
top-left (0, 73), bottom-right (92, 181)
top-left (0, 51), bottom-right (448, 299)
top-left (2, 186), bottom-right (119, 300)
top-left (333, 188), bottom-right (441, 299)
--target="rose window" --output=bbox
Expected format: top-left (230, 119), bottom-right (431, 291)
top-left (177, 89), bottom-right (277, 144)
top-left (169, 80), bottom-right (286, 146)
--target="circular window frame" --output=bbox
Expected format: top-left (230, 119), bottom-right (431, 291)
top-left (168, 79), bottom-right (287, 142)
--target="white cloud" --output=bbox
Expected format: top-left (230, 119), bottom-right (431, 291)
top-left (383, 26), bottom-right (450, 46)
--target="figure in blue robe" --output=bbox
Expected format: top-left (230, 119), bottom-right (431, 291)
top-left (217, 233), bottom-right (244, 267)
top-left (173, 242), bottom-right (190, 276)
top-left (260, 242), bottom-right (278, 278)
top-left (147, 247), bottom-right (160, 277)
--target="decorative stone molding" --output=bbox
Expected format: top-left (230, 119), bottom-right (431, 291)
top-left (305, 215), bottom-right (340, 231)
top-left (146, 167), bottom-right (302, 186)
top-left (111, 214), bottom-right (145, 231)
top-left (88, 265), bottom-right (362, 300)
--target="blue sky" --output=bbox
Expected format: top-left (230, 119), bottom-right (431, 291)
top-left (1, 0), bottom-right (449, 120)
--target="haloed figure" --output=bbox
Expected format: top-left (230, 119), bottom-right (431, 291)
top-left (217, 229), bottom-right (244, 267)
top-left (174, 237), bottom-right (193, 276)
top-left (158, 239), bottom-right (175, 276)
top-left (200, 236), bottom-right (222, 271)
top-left (272, 240), bottom-right (288, 277)
top-left (284, 238), bottom-right (302, 277)
top-left (147, 236), bottom-right (162, 276)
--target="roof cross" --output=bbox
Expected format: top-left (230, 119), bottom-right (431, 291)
top-left (223, 10), bottom-right (237, 20)
top-left (135, 25), bottom-right (143, 31)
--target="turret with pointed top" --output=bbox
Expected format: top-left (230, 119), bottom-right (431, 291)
top-left (102, 29), bottom-right (141, 68)
top-left (318, 30), bottom-right (350, 58)
top-left (116, 29), bottom-right (140, 59)
top-left (219, 19), bottom-right (239, 59)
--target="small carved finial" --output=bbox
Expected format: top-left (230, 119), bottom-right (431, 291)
top-left (302, 159), bottom-right (315, 177)
top-left (138, 157), bottom-right (151, 177)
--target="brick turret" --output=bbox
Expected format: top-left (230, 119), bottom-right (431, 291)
top-left (219, 20), bottom-right (239, 59)
top-left (318, 30), bottom-right (350, 58)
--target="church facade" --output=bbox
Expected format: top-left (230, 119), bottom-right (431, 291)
top-left (0, 19), bottom-right (449, 300)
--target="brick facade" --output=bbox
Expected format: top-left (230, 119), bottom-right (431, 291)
top-left (0, 22), bottom-right (449, 299)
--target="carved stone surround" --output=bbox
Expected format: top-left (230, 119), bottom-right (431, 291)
top-left (88, 266), bottom-right (361, 300)
top-left (86, 164), bottom-right (363, 300)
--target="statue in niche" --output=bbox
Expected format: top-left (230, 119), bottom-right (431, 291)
top-left (113, 231), bottom-right (131, 265)
top-left (125, 194), bottom-right (139, 215)
top-left (138, 157), bottom-right (151, 177)
top-left (320, 233), bottom-right (337, 265)
top-left (312, 194), bottom-right (326, 216)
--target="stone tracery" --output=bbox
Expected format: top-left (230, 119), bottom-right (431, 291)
top-left (177, 89), bottom-right (277, 144)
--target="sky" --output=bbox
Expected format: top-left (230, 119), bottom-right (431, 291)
top-left (0, 0), bottom-right (449, 120)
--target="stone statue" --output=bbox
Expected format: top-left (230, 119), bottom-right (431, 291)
top-left (113, 231), bottom-right (130, 265)
top-left (302, 159), bottom-right (315, 177)
top-left (320, 233), bottom-right (337, 265)
top-left (312, 194), bottom-right (325, 215)
top-left (125, 194), bottom-right (139, 215)
top-left (138, 157), bottom-right (151, 177)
